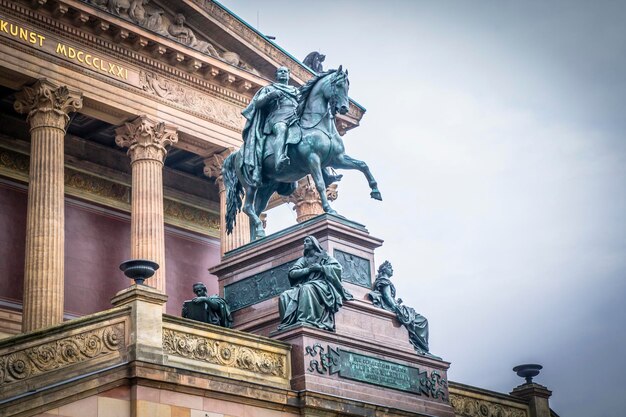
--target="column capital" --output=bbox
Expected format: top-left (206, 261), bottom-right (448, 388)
top-left (14, 79), bottom-right (83, 131)
top-left (203, 148), bottom-right (235, 192)
top-left (115, 116), bottom-right (178, 164)
top-left (284, 176), bottom-right (339, 223)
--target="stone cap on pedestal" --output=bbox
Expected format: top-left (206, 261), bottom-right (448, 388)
top-left (510, 382), bottom-right (553, 400)
top-left (215, 213), bottom-right (381, 269)
top-left (111, 284), bottom-right (168, 307)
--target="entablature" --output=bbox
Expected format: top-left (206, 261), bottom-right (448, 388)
top-left (4, 0), bottom-right (364, 136)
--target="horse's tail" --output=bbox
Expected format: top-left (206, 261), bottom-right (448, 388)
top-left (223, 152), bottom-right (244, 235)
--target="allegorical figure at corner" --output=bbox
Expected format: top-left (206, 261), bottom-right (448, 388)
top-left (369, 261), bottom-right (431, 355)
top-left (241, 66), bottom-right (299, 185)
top-left (182, 282), bottom-right (233, 328)
top-left (278, 236), bottom-right (353, 331)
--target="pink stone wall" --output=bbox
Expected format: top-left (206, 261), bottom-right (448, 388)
top-left (64, 202), bottom-right (131, 315)
top-left (0, 181), bottom-right (220, 318)
top-left (0, 184), bottom-right (27, 304)
top-left (164, 231), bottom-right (220, 316)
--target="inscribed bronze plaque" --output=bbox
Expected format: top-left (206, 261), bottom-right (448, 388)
top-left (305, 343), bottom-right (447, 401)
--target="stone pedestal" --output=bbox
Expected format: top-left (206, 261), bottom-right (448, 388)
top-left (14, 79), bottom-right (83, 332)
top-left (115, 116), bottom-right (178, 296)
top-left (211, 214), bottom-right (382, 334)
top-left (209, 214), bottom-right (454, 416)
top-left (110, 284), bottom-right (168, 363)
top-left (511, 383), bottom-right (553, 417)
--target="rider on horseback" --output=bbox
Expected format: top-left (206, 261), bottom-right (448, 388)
top-left (241, 66), bottom-right (342, 187)
top-left (241, 66), bottom-right (298, 185)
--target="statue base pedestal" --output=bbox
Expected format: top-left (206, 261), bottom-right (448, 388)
top-left (209, 214), bottom-right (453, 416)
top-left (273, 323), bottom-right (453, 416)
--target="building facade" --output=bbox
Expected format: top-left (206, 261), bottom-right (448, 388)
top-left (0, 1), bottom-right (556, 416)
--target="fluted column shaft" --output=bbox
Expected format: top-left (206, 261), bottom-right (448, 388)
top-left (115, 117), bottom-right (178, 294)
top-left (204, 150), bottom-right (250, 257)
top-left (14, 80), bottom-right (83, 332)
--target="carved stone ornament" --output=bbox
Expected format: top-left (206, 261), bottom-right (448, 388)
top-left (65, 168), bottom-right (130, 204)
top-left (203, 149), bottom-right (234, 190)
top-left (189, 0), bottom-right (311, 81)
top-left (162, 328), bottom-right (286, 377)
top-left (14, 79), bottom-right (83, 130)
top-left (0, 323), bottom-right (125, 384)
top-left (283, 177), bottom-right (339, 223)
top-left (449, 393), bottom-right (528, 417)
top-left (138, 71), bottom-right (244, 131)
top-left (115, 115), bottom-right (178, 163)
top-left (81, 1), bottom-right (257, 73)
top-left (163, 199), bottom-right (219, 231)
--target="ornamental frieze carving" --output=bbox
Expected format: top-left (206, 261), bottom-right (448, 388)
top-left (162, 328), bottom-right (286, 378)
top-left (139, 70), bottom-right (245, 131)
top-left (449, 393), bottom-right (527, 417)
top-left (163, 199), bottom-right (219, 232)
top-left (0, 323), bottom-right (125, 384)
top-left (0, 148), bottom-right (29, 176)
top-left (65, 169), bottom-right (130, 204)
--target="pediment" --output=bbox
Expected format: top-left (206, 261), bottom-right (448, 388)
top-left (72, 0), bottom-right (365, 128)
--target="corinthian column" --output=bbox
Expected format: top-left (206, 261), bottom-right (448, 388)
top-left (284, 176), bottom-right (339, 223)
top-left (115, 116), bottom-right (178, 294)
top-left (204, 149), bottom-right (250, 257)
top-left (14, 80), bottom-right (83, 332)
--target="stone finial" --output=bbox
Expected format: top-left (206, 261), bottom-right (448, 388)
top-left (14, 79), bottom-right (83, 130)
top-left (115, 116), bottom-right (178, 163)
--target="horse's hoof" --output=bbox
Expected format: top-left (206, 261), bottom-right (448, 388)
top-left (326, 208), bottom-right (338, 216)
top-left (370, 190), bottom-right (382, 201)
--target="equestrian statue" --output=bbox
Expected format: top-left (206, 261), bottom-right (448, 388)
top-left (222, 65), bottom-right (381, 241)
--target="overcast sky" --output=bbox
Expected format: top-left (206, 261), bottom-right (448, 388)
top-left (219, 1), bottom-right (626, 415)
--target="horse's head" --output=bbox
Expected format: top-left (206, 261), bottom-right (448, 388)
top-left (329, 65), bottom-right (350, 116)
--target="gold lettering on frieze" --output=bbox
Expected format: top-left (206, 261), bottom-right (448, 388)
top-left (55, 42), bottom-right (129, 80)
top-left (0, 18), bottom-right (44, 47)
top-left (0, 14), bottom-right (129, 82)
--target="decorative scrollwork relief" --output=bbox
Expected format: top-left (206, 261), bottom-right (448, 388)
top-left (450, 393), bottom-right (527, 417)
top-left (0, 323), bottom-right (125, 385)
top-left (162, 328), bottom-right (286, 378)
top-left (163, 199), bottom-right (219, 232)
top-left (138, 70), bottom-right (244, 131)
top-left (0, 148), bottom-right (29, 175)
top-left (65, 169), bottom-right (130, 203)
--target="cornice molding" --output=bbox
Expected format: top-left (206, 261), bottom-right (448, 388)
top-left (3, 0), bottom-right (364, 132)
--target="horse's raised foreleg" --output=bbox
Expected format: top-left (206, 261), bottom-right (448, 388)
top-left (242, 186), bottom-right (266, 240)
top-left (333, 154), bottom-right (382, 200)
top-left (307, 155), bottom-right (338, 215)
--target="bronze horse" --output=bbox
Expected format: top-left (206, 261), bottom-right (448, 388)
top-left (223, 67), bottom-right (381, 240)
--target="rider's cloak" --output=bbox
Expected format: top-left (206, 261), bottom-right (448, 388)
top-left (241, 83), bottom-right (298, 186)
